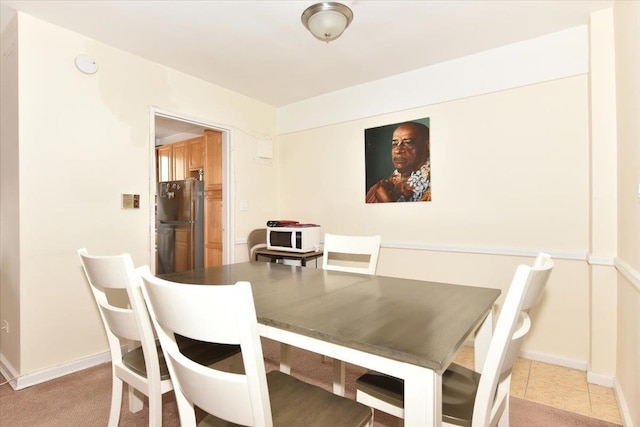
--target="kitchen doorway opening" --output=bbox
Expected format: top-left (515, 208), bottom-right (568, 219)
top-left (149, 107), bottom-right (233, 273)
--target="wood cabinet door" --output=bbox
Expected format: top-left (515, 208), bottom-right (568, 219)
top-left (187, 136), bottom-right (204, 171)
top-left (203, 130), bottom-right (223, 267)
top-left (157, 145), bottom-right (173, 182)
top-left (173, 141), bottom-right (187, 180)
top-left (204, 194), bottom-right (223, 266)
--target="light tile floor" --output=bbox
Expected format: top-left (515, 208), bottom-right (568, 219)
top-left (453, 346), bottom-right (623, 425)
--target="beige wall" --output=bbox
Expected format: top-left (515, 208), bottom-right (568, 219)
top-left (613, 1), bottom-right (640, 426)
top-left (588, 8), bottom-right (618, 381)
top-left (279, 75), bottom-right (592, 365)
top-left (0, 13), bottom-right (278, 378)
top-left (0, 15), bottom-right (20, 373)
top-left (1, 6), bottom-right (637, 423)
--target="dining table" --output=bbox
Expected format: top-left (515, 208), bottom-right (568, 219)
top-left (161, 261), bottom-right (500, 427)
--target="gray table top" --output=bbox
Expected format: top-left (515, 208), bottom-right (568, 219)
top-left (161, 262), bottom-right (500, 373)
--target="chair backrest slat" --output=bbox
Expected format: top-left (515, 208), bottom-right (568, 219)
top-left (99, 303), bottom-right (142, 341)
top-left (322, 233), bottom-right (381, 275)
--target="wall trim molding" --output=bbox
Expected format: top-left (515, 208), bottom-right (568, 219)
top-left (381, 242), bottom-right (589, 261)
top-left (587, 370), bottom-right (615, 388)
top-left (588, 255), bottom-right (616, 266)
top-left (236, 238), bottom-right (590, 261)
top-left (519, 348), bottom-right (588, 371)
top-left (0, 350), bottom-right (111, 390)
top-left (0, 353), bottom-right (19, 389)
top-left (615, 257), bottom-right (640, 292)
top-left (614, 378), bottom-right (635, 427)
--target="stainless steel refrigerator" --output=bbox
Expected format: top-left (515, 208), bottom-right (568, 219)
top-left (156, 179), bottom-right (204, 274)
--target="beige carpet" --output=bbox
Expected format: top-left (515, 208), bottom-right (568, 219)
top-left (0, 339), bottom-right (622, 427)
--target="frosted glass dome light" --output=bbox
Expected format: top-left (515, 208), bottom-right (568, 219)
top-left (302, 2), bottom-right (353, 42)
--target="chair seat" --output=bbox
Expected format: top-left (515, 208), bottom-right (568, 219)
top-left (199, 370), bottom-right (372, 427)
top-left (123, 337), bottom-right (241, 380)
top-left (355, 363), bottom-right (481, 427)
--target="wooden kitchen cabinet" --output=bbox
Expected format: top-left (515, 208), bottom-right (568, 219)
top-left (172, 141), bottom-right (187, 180)
top-left (155, 129), bottom-right (224, 268)
top-left (156, 137), bottom-right (200, 181)
top-left (156, 144), bottom-right (173, 182)
top-left (203, 130), bottom-right (223, 267)
top-left (187, 136), bottom-right (204, 171)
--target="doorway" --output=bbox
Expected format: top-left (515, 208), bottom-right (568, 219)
top-left (149, 107), bottom-right (233, 272)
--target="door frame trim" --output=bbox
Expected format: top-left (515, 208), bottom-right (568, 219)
top-left (149, 106), bottom-right (234, 271)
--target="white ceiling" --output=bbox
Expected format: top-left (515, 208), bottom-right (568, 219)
top-left (1, 0), bottom-right (612, 109)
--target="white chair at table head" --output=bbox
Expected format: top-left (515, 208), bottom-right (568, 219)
top-left (138, 266), bottom-right (374, 427)
top-left (355, 253), bottom-right (553, 427)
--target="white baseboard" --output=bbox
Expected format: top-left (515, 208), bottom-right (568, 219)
top-left (587, 370), bottom-right (615, 388)
top-left (519, 349), bottom-right (588, 371)
top-left (0, 353), bottom-right (20, 388)
top-left (461, 341), bottom-right (591, 373)
top-left (0, 350), bottom-right (112, 390)
top-left (614, 377), bottom-right (636, 427)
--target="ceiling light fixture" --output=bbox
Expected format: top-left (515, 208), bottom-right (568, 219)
top-left (301, 2), bottom-right (353, 43)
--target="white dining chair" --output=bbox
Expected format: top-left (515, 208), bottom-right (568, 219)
top-left (318, 233), bottom-right (383, 377)
top-left (317, 233), bottom-right (383, 385)
top-left (137, 266), bottom-right (374, 427)
top-left (77, 248), bottom-right (240, 427)
top-left (322, 233), bottom-right (382, 274)
top-left (355, 253), bottom-right (553, 427)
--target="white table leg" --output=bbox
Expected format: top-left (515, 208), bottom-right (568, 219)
top-left (279, 343), bottom-right (291, 374)
top-left (404, 366), bottom-right (441, 427)
top-left (332, 359), bottom-right (346, 396)
top-left (474, 309), bottom-right (493, 371)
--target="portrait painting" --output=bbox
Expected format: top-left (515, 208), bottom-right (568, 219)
top-left (365, 118), bottom-right (431, 203)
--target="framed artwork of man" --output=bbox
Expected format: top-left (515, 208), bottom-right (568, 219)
top-left (365, 118), bottom-right (431, 203)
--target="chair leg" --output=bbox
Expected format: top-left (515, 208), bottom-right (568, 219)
top-left (148, 390), bottom-right (162, 427)
top-left (128, 384), bottom-right (144, 413)
top-left (497, 395), bottom-right (510, 427)
top-left (108, 376), bottom-right (124, 427)
top-left (498, 377), bottom-right (511, 427)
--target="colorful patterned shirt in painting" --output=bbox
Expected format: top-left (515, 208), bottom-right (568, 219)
top-left (393, 161), bottom-right (431, 202)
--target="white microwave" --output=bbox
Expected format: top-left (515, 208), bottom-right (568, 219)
top-left (267, 226), bottom-right (320, 253)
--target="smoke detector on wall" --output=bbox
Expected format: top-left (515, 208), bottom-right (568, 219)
top-left (74, 54), bottom-right (98, 74)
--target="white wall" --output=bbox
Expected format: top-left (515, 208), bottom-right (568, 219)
top-left (0, 12), bottom-right (279, 379)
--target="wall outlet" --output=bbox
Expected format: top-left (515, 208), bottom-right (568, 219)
top-left (1, 320), bottom-right (8, 333)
